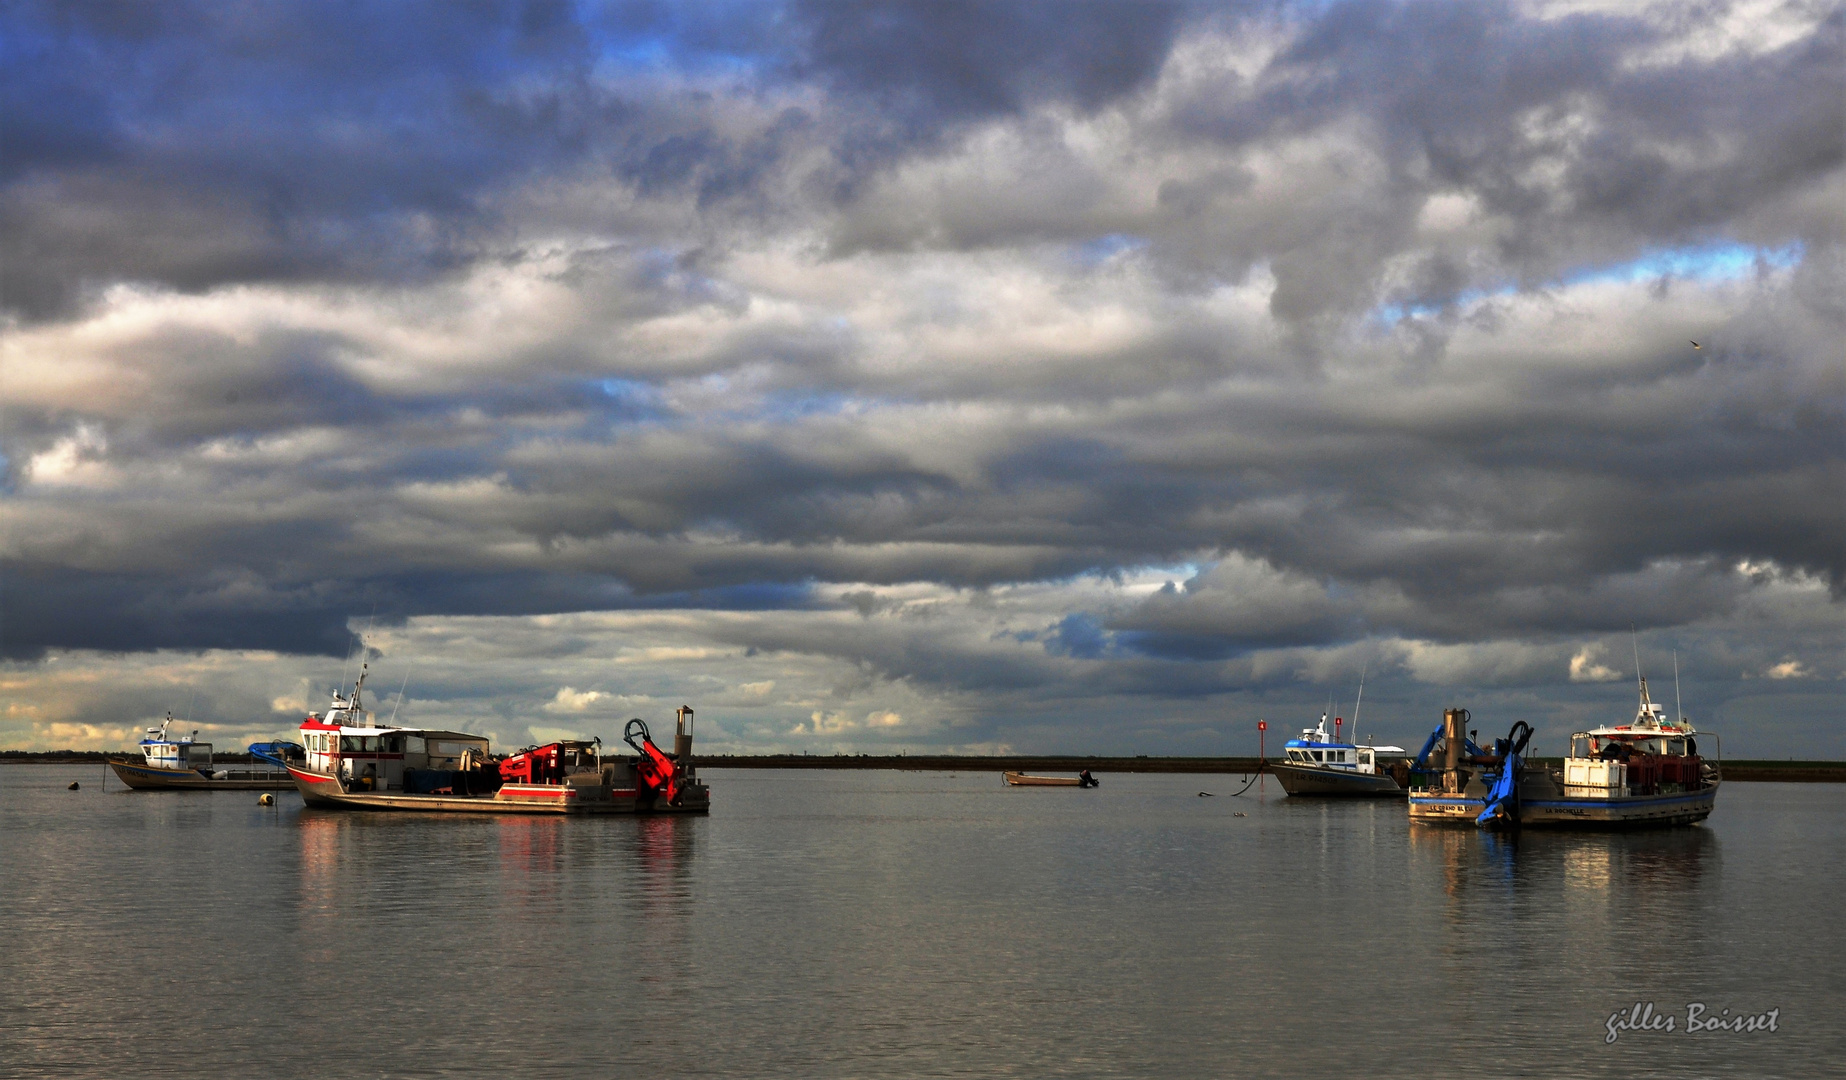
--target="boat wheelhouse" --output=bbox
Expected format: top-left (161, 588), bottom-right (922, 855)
top-left (1408, 678), bottom-right (1719, 829)
top-left (1270, 714), bottom-right (1407, 797)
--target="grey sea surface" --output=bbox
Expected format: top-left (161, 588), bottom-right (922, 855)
top-left (2, 765), bottom-right (1840, 1079)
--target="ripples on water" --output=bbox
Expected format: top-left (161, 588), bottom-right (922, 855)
top-left (2, 767), bottom-right (1839, 1078)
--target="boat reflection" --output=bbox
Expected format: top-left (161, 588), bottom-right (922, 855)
top-left (631, 814), bottom-right (697, 988)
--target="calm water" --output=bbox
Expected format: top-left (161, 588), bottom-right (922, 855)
top-left (2, 765), bottom-right (1840, 1079)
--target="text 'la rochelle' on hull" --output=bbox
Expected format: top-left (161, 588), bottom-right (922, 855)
top-left (1408, 676), bottom-right (1719, 830)
top-left (285, 668), bottom-right (709, 815)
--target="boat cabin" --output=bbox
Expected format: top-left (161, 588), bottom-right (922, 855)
top-left (299, 720), bottom-right (492, 792)
top-left (1283, 715), bottom-right (1404, 775)
top-left (140, 715), bottom-right (211, 772)
top-left (296, 669), bottom-right (494, 791)
top-left (1560, 677), bottom-right (1715, 798)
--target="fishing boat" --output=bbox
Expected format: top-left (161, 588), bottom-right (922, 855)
top-left (1003, 770), bottom-right (1099, 787)
top-left (1407, 677), bottom-right (1719, 829)
top-left (1270, 713), bottom-right (1407, 797)
top-left (284, 671), bottom-right (709, 814)
top-left (108, 715), bottom-right (296, 790)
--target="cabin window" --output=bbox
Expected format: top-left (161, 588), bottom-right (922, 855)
top-left (1312, 751), bottom-right (1324, 762)
top-left (406, 737), bottom-right (425, 753)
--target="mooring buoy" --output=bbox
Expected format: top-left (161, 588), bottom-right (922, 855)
top-left (1197, 791), bottom-right (1214, 797)
top-left (258, 793), bottom-right (275, 806)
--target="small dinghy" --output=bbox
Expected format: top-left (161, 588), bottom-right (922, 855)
top-left (1003, 770), bottom-right (1099, 787)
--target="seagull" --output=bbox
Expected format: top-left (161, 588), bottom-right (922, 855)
top-left (1690, 341), bottom-right (1702, 349)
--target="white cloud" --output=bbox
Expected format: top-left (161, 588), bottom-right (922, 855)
top-left (1569, 647), bottom-right (1623, 683)
top-left (543, 687), bottom-right (607, 713)
top-left (1764, 660), bottom-right (1808, 680)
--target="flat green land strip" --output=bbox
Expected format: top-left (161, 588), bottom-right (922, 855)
top-left (696, 754), bottom-right (1268, 774)
top-left (9, 751), bottom-right (1843, 781)
top-left (1721, 761), bottom-right (1846, 782)
top-left (697, 755), bottom-right (1846, 781)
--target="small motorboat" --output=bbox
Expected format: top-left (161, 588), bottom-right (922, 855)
top-left (1003, 770), bottom-right (1099, 787)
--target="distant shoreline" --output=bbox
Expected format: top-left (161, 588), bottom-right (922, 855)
top-left (8, 750), bottom-right (1843, 782)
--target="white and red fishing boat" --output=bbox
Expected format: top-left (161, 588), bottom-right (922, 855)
top-left (284, 669), bottom-right (709, 815)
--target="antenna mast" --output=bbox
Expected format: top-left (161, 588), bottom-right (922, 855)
top-left (389, 666), bottom-right (411, 727)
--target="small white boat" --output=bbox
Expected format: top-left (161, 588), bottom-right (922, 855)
top-left (109, 714), bottom-right (295, 790)
top-left (1270, 714), bottom-right (1406, 797)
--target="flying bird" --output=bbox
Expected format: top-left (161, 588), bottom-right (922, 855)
top-left (1690, 341), bottom-right (1701, 349)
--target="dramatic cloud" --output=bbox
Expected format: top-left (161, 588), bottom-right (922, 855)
top-left (3, 1), bottom-right (1841, 756)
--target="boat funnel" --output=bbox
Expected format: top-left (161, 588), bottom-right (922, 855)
top-left (675, 705), bottom-right (695, 762)
top-left (1442, 709), bottom-right (1467, 773)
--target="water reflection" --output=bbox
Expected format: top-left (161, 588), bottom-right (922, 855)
top-left (495, 816), bottom-right (566, 914)
top-left (631, 814), bottom-right (697, 993)
top-left (295, 811), bottom-right (344, 966)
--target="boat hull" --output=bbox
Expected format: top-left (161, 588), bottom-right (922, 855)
top-left (286, 764), bottom-right (708, 815)
top-left (1271, 761), bottom-right (1405, 797)
top-left (110, 760), bottom-right (295, 790)
top-left (1002, 772), bottom-right (1092, 787)
top-left (1409, 783), bottom-right (1719, 829)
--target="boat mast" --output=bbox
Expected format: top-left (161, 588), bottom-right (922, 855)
top-left (1352, 663), bottom-right (1367, 749)
top-left (1674, 650), bottom-right (1683, 725)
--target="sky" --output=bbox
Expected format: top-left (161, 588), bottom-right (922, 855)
top-left (2, 0), bottom-right (1841, 759)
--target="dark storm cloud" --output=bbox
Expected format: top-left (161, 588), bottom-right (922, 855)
top-left (1, 0), bottom-right (617, 318)
top-left (791, 0), bottom-right (1184, 122)
top-left (2, 0), bottom-right (1192, 319)
top-left (1149, 1), bottom-right (1846, 318)
top-left (1, 0), bottom-right (1840, 754)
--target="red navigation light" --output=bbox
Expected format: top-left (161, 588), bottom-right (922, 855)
top-left (1257, 721), bottom-right (1267, 731)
